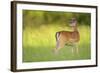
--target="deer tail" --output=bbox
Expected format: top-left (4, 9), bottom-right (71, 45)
top-left (55, 32), bottom-right (60, 42)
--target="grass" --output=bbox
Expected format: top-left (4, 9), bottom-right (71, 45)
top-left (22, 24), bottom-right (91, 62)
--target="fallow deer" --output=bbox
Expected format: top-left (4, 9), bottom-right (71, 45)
top-left (54, 18), bottom-right (80, 55)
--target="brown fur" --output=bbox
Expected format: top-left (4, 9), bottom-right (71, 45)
top-left (54, 24), bottom-right (80, 54)
top-left (57, 30), bottom-right (80, 44)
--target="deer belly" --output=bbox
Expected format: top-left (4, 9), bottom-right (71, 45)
top-left (65, 36), bottom-right (79, 43)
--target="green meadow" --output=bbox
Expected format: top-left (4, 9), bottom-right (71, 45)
top-left (22, 10), bottom-right (91, 62)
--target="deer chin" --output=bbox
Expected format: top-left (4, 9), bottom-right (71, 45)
top-left (69, 23), bottom-right (76, 27)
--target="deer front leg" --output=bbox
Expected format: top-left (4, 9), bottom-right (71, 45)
top-left (76, 44), bottom-right (79, 55)
top-left (74, 43), bottom-right (79, 55)
top-left (71, 43), bottom-right (79, 56)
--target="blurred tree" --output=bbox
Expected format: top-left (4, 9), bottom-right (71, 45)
top-left (23, 10), bottom-right (91, 29)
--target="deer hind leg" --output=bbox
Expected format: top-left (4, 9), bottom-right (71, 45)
top-left (54, 32), bottom-right (65, 54)
top-left (54, 40), bottom-right (65, 54)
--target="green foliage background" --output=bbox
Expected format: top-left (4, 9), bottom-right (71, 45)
top-left (23, 10), bottom-right (91, 62)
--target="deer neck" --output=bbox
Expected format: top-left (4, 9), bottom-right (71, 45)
top-left (72, 26), bottom-right (78, 31)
